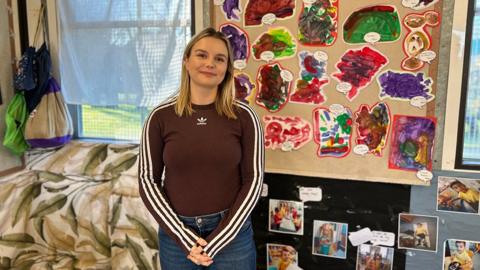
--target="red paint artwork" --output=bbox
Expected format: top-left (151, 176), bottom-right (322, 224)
top-left (255, 62), bottom-right (292, 113)
top-left (244, 0), bottom-right (296, 26)
top-left (354, 102), bottom-right (391, 156)
top-left (263, 115), bottom-right (313, 151)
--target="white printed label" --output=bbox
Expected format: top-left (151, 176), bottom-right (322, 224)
top-left (349, 228), bottom-right (373, 247)
top-left (314, 51), bottom-right (328, 62)
top-left (299, 187), bottom-right (322, 202)
top-left (416, 169), bottom-right (433, 182)
top-left (402, 0), bottom-right (420, 8)
top-left (336, 82), bottom-right (352, 94)
top-left (280, 70), bottom-right (293, 82)
top-left (364, 32), bottom-right (381, 44)
top-left (262, 13), bottom-right (276, 25)
top-left (260, 51), bottom-right (275, 62)
top-left (261, 183), bottom-right (268, 197)
top-left (303, 0), bottom-right (316, 4)
top-left (329, 104), bottom-right (346, 116)
top-left (213, 0), bottom-right (225, 5)
top-left (410, 96), bottom-right (427, 108)
top-left (281, 141), bottom-right (294, 152)
top-left (371, 231), bottom-right (395, 247)
top-left (234, 60), bottom-right (247, 70)
top-left (353, 144), bottom-right (369, 156)
top-left (417, 50), bottom-right (436, 64)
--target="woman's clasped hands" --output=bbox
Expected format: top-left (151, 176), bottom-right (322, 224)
top-left (187, 238), bottom-right (213, 266)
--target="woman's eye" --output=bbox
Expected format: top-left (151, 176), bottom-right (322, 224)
top-left (216, 57), bottom-right (225, 62)
top-left (197, 53), bottom-right (207, 58)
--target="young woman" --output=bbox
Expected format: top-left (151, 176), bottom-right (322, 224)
top-left (138, 27), bottom-right (264, 269)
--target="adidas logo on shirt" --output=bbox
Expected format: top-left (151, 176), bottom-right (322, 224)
top-left (197, 117), bottom-right (207, 126)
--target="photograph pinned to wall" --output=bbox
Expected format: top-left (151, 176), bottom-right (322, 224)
top-left (263, 115), bottom-right (313, 152)
top-left (312, 220), bottom-right (348, 259)
top-left (255, 62), bottom-right (293, 113)
top-left (402, 0), bottom-right (440, 11)
top-left (354, 102), bottom-right (391, 157)
top-left (244, 0), bottom-right (296, 27)
top-left (343, 5), bottom-right (401, 44)
top-left (398, 213), bottom-right (438, 252)
top-left (437, 176), bottom-right (480, 215)
top-left (267, 243), bottom-right (300, 270)
top-left (356, 244), bottom-right (394, 270)
top-left (252, 27), bottom-right (297, 62)
top-left (401, 11), bottom-right (440, 71)
top-left (313, 104), bottom-right (353, 158)
top-left (332, 46), bottom-right (388, 101)
top-left (377, 70), bottom-right (434, 108)
top-left (290, 50), bottom-right (329, 105)
top-left (234, 72), bottom-right (255, 104)
top-left (388, 115), bottom-right (436, 171)
top-left (219, 23), bottom-right (250, 70)
top-left (269, 199), bottom-right (304, 235)
top-left (443, 239), bottom-right (480, 270)
top-left (298, 0), bottom-right (338, 46)
top-left (214, 0), bottom-right (242, 22)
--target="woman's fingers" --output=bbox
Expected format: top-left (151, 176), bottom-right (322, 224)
top-left (197, 237), bottom-right (208, 247)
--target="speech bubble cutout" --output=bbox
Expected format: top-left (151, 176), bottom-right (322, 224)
top-left (336, 82), bottom-right (352, 94)
top-left (303, 0), bottom-right (316, 5)
top-left (260, 51), bottom-right (274, 62)
top-left (262, 13), bottom-right (277, 25)
top-left (299, 187), bottom-right (322, 202)
top-left (234, 60), bottom-right (247, 70)
top-left (261, 183), bottom-right (268, 197)
top-left (280, 70), bottom-right (293, 82)
top-left (314, 51), bottom-right (328, 62)
top-left (329, 104), bottom-right (346, 116)
top-left (416, 169), bottom-right (433, 182)
top-left (371, 231), bottom-right (395, 247)
top-left (402, 0), bottom-right (420, 8)
top-left (281, 141), bottom-right (294, 152)
top-left (353, 144), bottom-right (369, 156)
top-left (364, 32), bottom-right (381, 44)
top-left (213, 0), bottom-right (225, 5)
top-left (349, 227), bottom-right (373, 247)
top-left (410, 96), bottom-right (427, 108)
top-left (417, 50), bottom-right (437, 64)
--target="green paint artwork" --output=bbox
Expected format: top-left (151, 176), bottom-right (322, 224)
top-left (252, 28), bottom-right (296, 60)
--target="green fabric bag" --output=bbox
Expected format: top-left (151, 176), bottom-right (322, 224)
top-left (3, 92), bottom-right (29, 156)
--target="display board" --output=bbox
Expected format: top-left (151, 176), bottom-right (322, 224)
top-left (212, 0), bottom-right (444, 185)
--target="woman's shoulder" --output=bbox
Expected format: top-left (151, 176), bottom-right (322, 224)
top-left (233, 100), bottom-right (260, 120)
top-left (149, 96), bottom-right (178, 117)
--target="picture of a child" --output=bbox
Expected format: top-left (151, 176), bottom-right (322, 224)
top-left (451, 241), bottom-right (473, 270)
top-left (448, 181), bottom-right (479, 212)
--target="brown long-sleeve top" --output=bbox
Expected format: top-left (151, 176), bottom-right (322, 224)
top-left (138, 96), bottom-right (264, 258)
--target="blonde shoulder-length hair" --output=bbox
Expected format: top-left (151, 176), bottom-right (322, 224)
top-left (174, 27), bottom-right (237, 119)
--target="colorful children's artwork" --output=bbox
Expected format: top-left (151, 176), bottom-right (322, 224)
top-left (269, 199), bottom-right (304, 235)
top-left (377, 70), bottom-right (434, 107)
top-left (398, 213), bottom-right (438, 252)
top-left (256, 62), bottom-right (293, 113)
top-left (252, 28), bottom-right (297, 61)
top-left (291, 50), bottom-right (329, 105)
top-left (402, 0), bottom-right (440, 10)
top-left (354, 103), bottom-right (391, 157)
top-left (219, 23), bottom-right (250, 69)
top-left (443, 239), bottom-right (480, 270)
top-left (312, 220), bottom-right (348, 259)
top-left (218, 0), bottom-right (241, 21)
top-left (388, 115), bottom-right (436, 171)
top-left (298, 0), bottom-right (338, 46)
top-left (267, 244), bottom-right (299, 270)
top-left (343, 5), bottom-right (401, 44)
top-left (244, 0), bottom-right (296, 26)
top-left (437, 176), bottom-right (480, 215)
top-left (401, 11), bottom-right (440, 71)
top-left (234, 72), bottom-right (255, 104)
top-left (313, 104), bottom-right (353, 158)
top-left (263, 115), bottom-right (313, 151)
top-left (332, 46), bottom-right (388, 101)
top-left (356, 244), bottom-right (394, 270)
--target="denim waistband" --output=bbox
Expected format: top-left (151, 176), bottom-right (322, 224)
top-left (177, 209), bottom-right (229, 222)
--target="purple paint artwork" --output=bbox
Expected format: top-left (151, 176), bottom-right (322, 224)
top-left (219, 23), bottom-right (249, 64)
top-left (313, 105), bottom-right (353, 158)
top-left (263, 115), bottom-right (313, 151)
top-left (291, 51), bottom-right (328, 105)
top-left (244, 0), bottom-right (296, 26)
top-left (354, 102), bottom-right (391, 157)
top-left (234, 72), bottom-right (255, 104)
top-left (332, 46), bottom-right (388, 101)
top-left (378, 70), bottom-right (434, 104)
top-left (221, 0), bottom-right (241, 21)
top-left (388, 115), bottom-right (436, 171)
top-left (255, 62), bottom-right (292, 113)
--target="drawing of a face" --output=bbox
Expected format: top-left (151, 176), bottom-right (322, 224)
top-left (407, 33), bottom-right (426, 55)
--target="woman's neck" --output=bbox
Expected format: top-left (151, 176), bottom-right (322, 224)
top-left (190, 85), bottom-right (217, 105)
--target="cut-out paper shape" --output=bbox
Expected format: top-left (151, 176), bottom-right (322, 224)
top-left (298, 0), bottom-right (338, 46)
top-left (219, 23), bottom-right (250, 70)
top-left (402, 0), bottom-right (439, 10)
top-left (255, 62), bottom-right (292, 113)
top-left (354, 102), bottom-right (391, 157)
top-left (234, 72), bottom-right (255, 104)
top-left (389, 115), bottom-right (436, 171)
top-left (291, 50), bottom-right (329, 105)
top-left (263, 115), bottom-right (313, 151)
top-left (377, 70), bottom-right (434, 106)
top-left (401, 11), bottom-right (440, 71)
top-left (244, 0), bottom-right (296, 27)
top-left (332, 46), bottom-right (388, 101)
top-left (252, 27), bottom-right (297, 61)
top-left (313, 105), bottom-right (353, 158)
top-left (343, 5), bottom-right (401, 44)
top-left (218, 0), bottom-right (241, 21)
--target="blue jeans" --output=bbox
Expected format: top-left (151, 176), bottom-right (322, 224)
top-left (158, 210), bottom-right (256, 270)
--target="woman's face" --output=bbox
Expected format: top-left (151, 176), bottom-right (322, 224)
top-left (185, 36), bottom-right (229, 92)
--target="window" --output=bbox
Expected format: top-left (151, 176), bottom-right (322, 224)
top-left (58, 0), bottom-right (193, 141)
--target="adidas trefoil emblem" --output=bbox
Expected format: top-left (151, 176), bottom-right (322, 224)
top-left (197, 117), bottom-right (207, 126)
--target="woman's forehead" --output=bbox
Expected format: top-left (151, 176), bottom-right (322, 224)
top-left (192, 37), bottom-right (228, 54)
